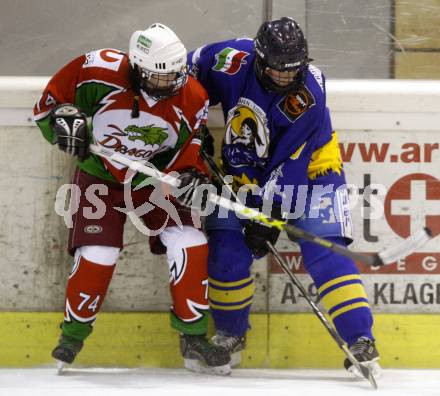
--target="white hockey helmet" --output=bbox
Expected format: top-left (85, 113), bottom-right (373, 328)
top-left (129, 23), bottom-right (188, 98)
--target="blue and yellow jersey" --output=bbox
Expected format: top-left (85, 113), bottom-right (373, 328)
top-left (188, 38), bottom-right (343, 207)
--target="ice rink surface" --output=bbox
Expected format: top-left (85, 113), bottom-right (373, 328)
top-left (0, 368), bottom-right (438, 396)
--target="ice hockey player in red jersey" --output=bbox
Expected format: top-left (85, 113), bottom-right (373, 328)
top-left (34, 23), bottom-right (230, 375)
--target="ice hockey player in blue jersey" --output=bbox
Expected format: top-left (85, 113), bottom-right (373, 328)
top-left (188, 17), bottom-right (381, 377)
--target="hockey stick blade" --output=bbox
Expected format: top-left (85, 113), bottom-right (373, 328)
top-left (284, 225), bottom-right (432, 267)
top-left (341, 345), bottom-right (377, 389)
top-left (375, 227), bottom-right (432, 266)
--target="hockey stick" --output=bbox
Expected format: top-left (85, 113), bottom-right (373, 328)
top-left (201, 151), bottom-right (378, 388)
top-left (267, 242), bottom-right (377, 389)
top-left (88, 143), bottom-right (431, 267)
top-left (199, 149), bottom-right (431, 267)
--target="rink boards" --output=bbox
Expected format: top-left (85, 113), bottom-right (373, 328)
top-left (1, 312), bottom-right (440, 368)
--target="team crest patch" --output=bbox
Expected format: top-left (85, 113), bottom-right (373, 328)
top-left (278, 87), bottom-right (316, 123)
top-left (212, 47), bottom-right (249, 75)
top-left (225, 98), bottom-right (270, 158)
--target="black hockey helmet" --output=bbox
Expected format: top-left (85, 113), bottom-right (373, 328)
top-left (254, 17), bottom-right (309, 94)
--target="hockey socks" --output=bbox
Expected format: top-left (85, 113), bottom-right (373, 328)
top-left (168, 243), bottom-right (210, 335)
top-left (62, 253), bottom-right (116, 341)
top-left (207, 230), bottom-right (255, 337)
top-left (301, 238), bottom-right (374, 345)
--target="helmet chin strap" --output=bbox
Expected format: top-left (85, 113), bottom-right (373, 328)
top-left (128, 63), bottom-right (141, 118)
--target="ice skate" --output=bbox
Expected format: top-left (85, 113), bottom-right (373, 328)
top-left (180, 334), bottom-right (231, 375)
top-left (344, 336), bottom-right (381, 379)
top-left (211, 332), bottom-right (246, 367)
top-left (52, 334), bottom-right (84, 374)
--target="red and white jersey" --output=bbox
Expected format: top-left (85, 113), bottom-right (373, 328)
top-left (34, 48), bottom-right (209, 183)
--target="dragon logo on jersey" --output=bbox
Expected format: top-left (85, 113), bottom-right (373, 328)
top-left (97, 123), bottom-right (169, 161)
top-left (125, 124), bottom-right (168, 146)
top-left (212, 47), bottom-right (249, 75)
top-left (278, 87), bottom-right (316, 123)
top-left (224, 98), bottom-right (269, 158)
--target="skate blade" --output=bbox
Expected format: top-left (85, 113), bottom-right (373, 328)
top-left (183, 358), bottom-right (231, 376)
top-left (348, 358), bottom-right (382, 379)
top-left (230, 351), bottom-right (241, 367)
top-left (56, 360), bottom-right (66, 375)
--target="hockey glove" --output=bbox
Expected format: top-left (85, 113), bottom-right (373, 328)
top-left (175, 168), bottom-right (210, 208)
top-left (50, 104), bottom-right (89, 161)
top-left (244, 221), bottom-right (281, 257)
top-left (244, 206), bottom-right (283, 257)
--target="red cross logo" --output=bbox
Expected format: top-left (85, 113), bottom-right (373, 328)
top-left (384, 173), bottom-right (440, 238)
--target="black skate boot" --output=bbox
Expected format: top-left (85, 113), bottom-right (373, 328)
top-left (211, 332), bottom-right (246, 367)
top-left (344, 336), bottom-right (381, 378)
top-left (180, 334), bottom-right (231, 375)
top-left (52, 334), bottom-right (84, 373)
